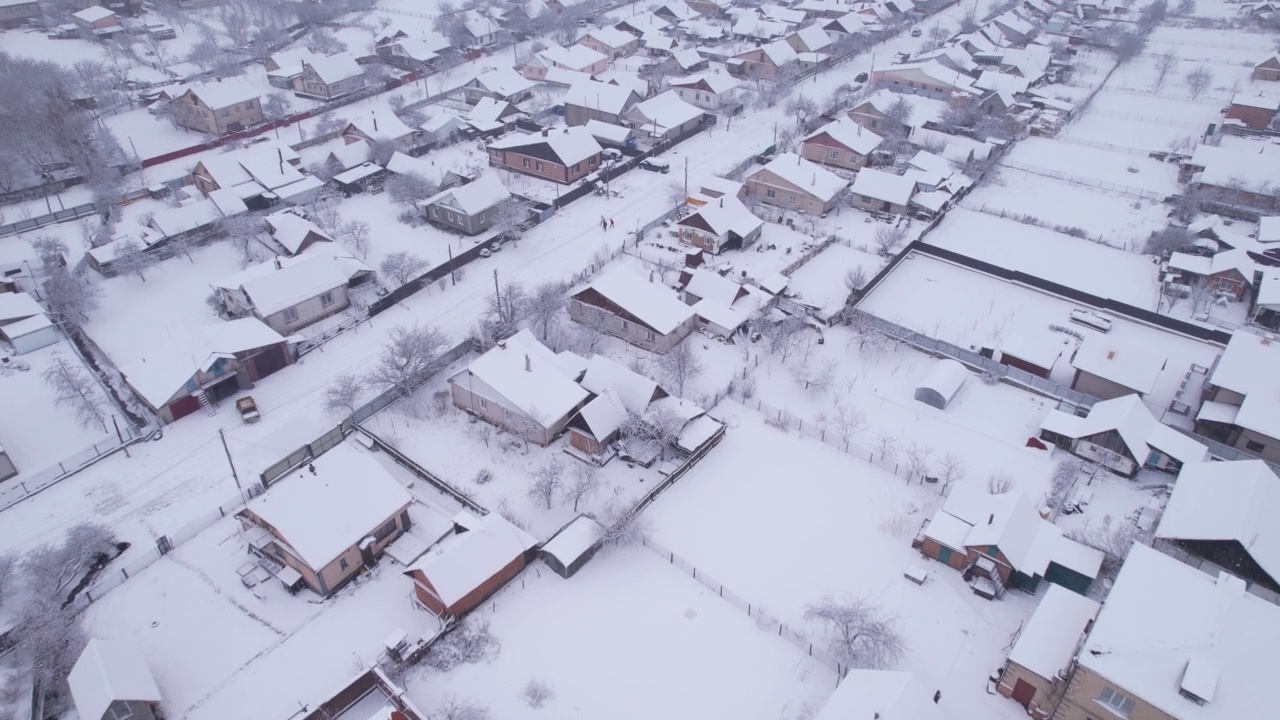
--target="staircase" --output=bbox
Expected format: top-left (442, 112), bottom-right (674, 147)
top-left (194, 388), bottom-right (216, 416)
top-left (990, 568), bottom-right (1008, 599)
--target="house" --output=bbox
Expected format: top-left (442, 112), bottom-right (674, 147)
top-left (593, 68), bottom-right (648, 99)
top-left (642, 30), bottom-right (680, 56)
top-left (850, 168), bottom-right (917, 215)
top-left (567, 355), bottom-right (669, 455)
top-left (919, 483), bottom-right (1103, 595)
top-left (1196, 332), bottom-right (1280, 463)
top-left (71, 5), bottom-right (119, 31)
top-left (744, 152), bottom-right (848, 215)
top-left (686, 0), bottom-right (732, 15)
top-left (1167, 249), bottom-right (1256, 302)
top-left (540, 515), bottom-right (606, 578)
top-left (447, 330), bottom-right (590, 444)
top-left (786, 24), bottom-right (833, 54)
top-left (1069, 334), bottom-right (1167, 400)
top-left (872, 61), bottom-right (979, 100)
top-left (578, 26), bottom-right (641, 59)
top-left (676, 195), bottom-right (763, 254)
top-left (1254, 55), bottom-right (1280, 81)
top-left (1224, 93), bottom-right (1279, 130)
top-left (1155, 460), bottom-right (1280, 595)
top-left (0, 441), bottom-right (15, 482)
top-left (189, 141), bottom-right (318, 208)
top-left (677, 267), bottom-right (768, 336)
top-left (824, 13), bottom-right (868, 40)
top-left (462, 67), bottom-right (536, 104)
top-left (811, 671), bottom-right (947, 720)
top-left (265, 211), bottom-right (333, 256)
top-left (623, 90), bottom-right (705, 142)
top-left (563, 79), bottom-right (643, 126)
top-left (264, 48), bottom-right (318, 89)
top-left (615, 12), bottom-right (670, 36)
top-left (583, 119), bottom-right (637, 148)
top-left (1182, 144), bottom-right (1280, 212)
top-left (998, 323), bottom-right (1066, 379)
top-left (68, 640), bottom-right (162, 720)
top-left (1039, 394), bottom-right (1209, 477)
top-left (211, 253), bottom-right (366, 334)
top-left (730, 39), bottom-right (798, 78)
top-left (119, 318), bottom-right (294, 423)
top-left (300, 667), bottom-right (426, 720)
top-left (997, 585), bottom-right (1100, 716)
top-left (520, 44), bottom-right (609, 80)
top-left (670, 47), bottom-right (709, 73)
top-left (668, 71), bottom-right (739, 111)
top-left (171, 79), bottom-right (263, 136)
top-left (422, 174), bottom-right (511, 236)
top-left (654, 1), bottom-right (699, 22)
top-left (802, 117), bottom-right (883, 171)
top-left (0, 0), bottom-right (40, 30)
top-left (569, 267), bottom-right (698, 352)
top-left (732, 16), bottom-right (790, 42)
top-left (1255, 268), bottom-right (1280, 329)
top-left (342, 111), bottom-right (417, 149)
top-left (405, 512), bottom-right (538, 618)
top-left (298, 53), bottom-right (365, 100)
top-left (1051, 544), bottom-right (1280, 720)
top-left (239, 444), bottom-right (411, 597)
top-left (487, 128), bottom-right (603, 184)
top-left (848, 89), bottom-right (944, 136)
top-left (457, 9), bottom-right (502, 48)
top-left (0, 292), bottom-right (58, 355)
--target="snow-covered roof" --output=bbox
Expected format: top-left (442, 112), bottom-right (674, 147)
top-left (345, 111), bottom-right (415, 142)
top-left (239, 255), bottom-right (350, 317)
top-left (1258, 270), bottom-right (1280, 309)
top-left (488, 127), bottom-right (603, 167)
top-left (266, 48), bottom-right (317, 76)
top-left (304, 52), bottom-right (363, 85)
top-left (1050, 536), bottom-right (1103, 579)
top-left (826, 12), bottom-right (868, 34)
top-left (627, 91), bottom-right (705, 133)
top-left (148, 199), bottom-right (224, 239)
top-left (564, 79), bottom-right (639, 114)
top-left (671, 48), bottom-right (706, 70)
top-left (470, 66), bottom-right (536, 97)
top-left (1169, 248), bottom-right (1256, 280)
top-left (266, 211), bottom-right (332, 254)
top-left (452, 329), bottom-right (588, 422)
top-left (917, 358), bottom-right (969, 407)
top-left (683, 268), bottom-right (748, 307)
top-left (332, 162), bottom-right (383, 185)
top-left (751, 152), bottom-right (847, 203)
top-left (539, 43), bottom-right (608, 71)
top-left (804, 117), bottom-right (883, 156)
top-left (593, 69), bottom-right (648, 99)
top-left (677, 414), bottom-right (722, 453)
top-left (72, 5), bottom-right (115, 23)
top-left (1040, 394), bottom-right (1208, 465)
top-left (0, 292), bottom-right (43, 324)
top-left (1230, 93), bottom-right (1280, 111)
top-left (1007, 584), bottom-right (1099, 681)
top-left (1156, 460), bottom-right (1280, 583)
top-left (1070, 334), bottom-right (1166, 396)
top-left (876, 60), bottom-right (978, 94)
top-left (422, 174), bottom-right (510, 216)
top-left (407, 513), bottom-right (536, 608)
top-left (583, 119), bottom-right (635, 144)
top-left (582, 26), bottom-right (637, 49)
top-left (733, 17), bottom-right (790, 41)
top-left (1079, 544), bottom-right (1280, 720)
top-left (812, 670), bottom-right (945, 720)
top-left (181, 77), bottom-right (260, 110)
top-left (974, 69), bottom-right (1031, 94)
top-left (759, 38), bottom-right (799, 66)
top-left (1191, 144), bottom-right (1278, 189)
top-left (0, 312), bottom-right (53, 341)
top-left (851, 167), bottom-right (917, 206)
top-left (576, 387), bottom-right (629, 440)
top-left (541, 514), bottom-right (605, 568)
top-left (120, 318), bottom-right (286, 407)
top-left (617, 12), bottom-right (670, 34)
top-left (791, 24), bottom-right (832, 52)
top-left (68, 640), bottom-right (161, 720)
top-left (577, 267), bottom-right (695, 335)
top-left (1259, 216), bottom-right (1280, 244)
top-left (1208, 332), bottom-right (1280, 440)
top-left (1000, 323), bottom-right (1066, 370)
top-left (669, 71), bottom-right (738, 95)
top-left (579, 355), bottom-right (661, 413)
top-left (245, 444), bottom-right (411, 571)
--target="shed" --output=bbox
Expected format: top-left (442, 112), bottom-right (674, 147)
top-left (405, 513), bottom-right (537, 617)
top-left (68, 640), bottom-right (162, 720)
top-left (914, 358), bottom-right (968, 410)
top-left (540, 514), bottom-right (606, 578)
top-left (0, 312), bottom-right (59, 354)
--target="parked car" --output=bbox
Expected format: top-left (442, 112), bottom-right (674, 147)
top-left (910, 28), bottom-right (922, 37)
top-left (854, 72), bottom-right (868, 82)
top-left (602, 148), bottom-right (623, 163)
top-left (639, 158), bottom-right (670, 173)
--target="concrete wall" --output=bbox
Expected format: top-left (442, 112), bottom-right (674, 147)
top-left (426, 203), bottom-right (491, 235)
top-left (569, 297), bottom-right (695, 353)
top-left (1234, 426), bottom-right (1280, 464)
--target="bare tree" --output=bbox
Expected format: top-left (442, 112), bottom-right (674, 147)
top-left (111, 239), bottom-right (156, 281)
top-left (958, 4), bottom-right (979, 33)
top-left (216, 214), bottom-right (265, 268)
top-left (805, 595), bottom-right (906, 669)
top-left (570, 309), bottom-right (612, 356)
top-left (597, 498), bottom-right (652, 547)
top-left (490, 197), bottom-right (531, 245)
top-left (873, 432), bottom-right (898, 464)
top-left (1050, 457), bottom-right (1082, 510)
top-left (521, 678), bottom-right (555, 709)
top-left (792, 358), bottom-right (836, 394)
top-left (987, 469), bottom-right (1015, 494)
top-left (29, 234), bottom-right (68, 268)
top-left (1144, 225), bottom-right (1195, 257)
top-left (1114, 32), bottom-right (1147, 63)
top-left (925, 23), bottom-right (950, 51)
top-left (1184, 65), bottom-right (1213, 99)
top-left (527, 281), bottom-right (567, 345)
top-left (260, 93), bottom-right (291, 140)
top-left (386, 171), bottom-right (438, 207)
top-left (658, 338), bottom-right (706, 396)
top-left (873, 225), bottom-right (907, 257)
top-left (43, 269), bottom-right (100, 325)
top-left (338, 220), bottom-right (372, 259)
top-left (1186, 275), bottom-right (1214, 316)
top-left (761, 315), bottom-right (807, 364)
top-left (0, 553), bottom-right (13, 607)
top-left (1067, 515), bottom-right (1140, 581)
top-left (1153, 50), bottom-right (1178, 90)
top-left (831, 402), bottom-right (866, 445)
top-left (785, 94), bottom-right (819, 131)
top-left (620, 406), bottom-right (685, 461)
top-left (41, 354), bottom-right (108, 433)
top-left (527, 459), bottom-right (565, 510)
top-left (564, 464), bottom-right (601, 512)
top-left (939, 453), bottom-right (966, 490)
top-left (434, 696), bottom-right (490, 720)
top-left (843, 266), bottom-right (868, 294)
top-left (903, 442), bottom-right (934, 482)
top-left (380, 251), bottom-right (428, 287)
top-left (324, 373), bottom-right (364, 414)
top-left (365, 321), bottom-right (449, 395)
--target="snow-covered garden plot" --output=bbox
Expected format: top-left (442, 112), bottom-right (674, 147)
top-left (405, 545), bottom-right (837, 720)
top-left (83, 518), bottom-right (437, 720)
top-left (856, 254), bottom-right (1224, 419)
top-left (0, 343), bottom-right (124, 485)
top-left (785, 243), bottom-right (883, 319)
top-left (921, 208), bottom-right (1162, 308)
top-left (1059, 113), bottom-right (1201, 154)
top-left (960, 166), bottom-right (1170, 242)
top-left (103, 109), bottom-right (212, 164)
top-left (325, 192), bottom-right (461, 275)
top-left (644, 407), bottom-right (1037, 720)
top-left (1001, 137), bottom-right (1180, 198)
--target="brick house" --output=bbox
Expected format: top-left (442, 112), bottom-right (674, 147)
top-left (997, 585), bottom-right (1099, 717)
top-left (569, 267), bottom-right (697, 353)
top-left (71, 5), bottom-right (119, 30)
top-left (0, 0), bottom-right (39, 29)
top-left (730, 39), bottom-right (798, 79)
top-left (1254, 55), bottom-right (1280, 81)
top-left (298, 53), bottom-right (365, 100)
top-left (405, 512), bottom-right (537, 618)
top-left (1225, 93), bottom-right (1280, 130)
top-left (801, 117), bottom-right (883, 171)
top-left (743, 152), bottom-right (847, 215)
top-left (676, 195), bottom-right (763, 254)
top-left (850, 168), bottom-right (916, 215)
top-left (172, 79), bottom-right (263, 136)
top-left (487, 128), bottom-right (603, 184)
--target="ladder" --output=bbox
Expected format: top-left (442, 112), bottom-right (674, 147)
top-left (194, 388), bottom-right (216, 416)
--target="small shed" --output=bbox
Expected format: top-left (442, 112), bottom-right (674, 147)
top-left (914, 358), bottom-right (968, 410)
top-left (0, 313), bottom-right (59, 354)
top-left (68, 640), bottom-right (162, 720)
top-left (540, 514), bottom-right (606, 578)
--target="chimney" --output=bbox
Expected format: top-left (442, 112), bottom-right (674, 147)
top-left (373, 115), bottom-right (379, 132)
top-left (274, 256), bottom-right (282, 270)
top-left (542, 128), bottom-right (549, 137)
top-left (497, 339), bottom-right (507, 349)
top-left (719, 197), bottom-right (724, 207)
top-left (1107, 350), bottom-right (1116, 360)
top-left (987, 513), bottom-right (994, 525)
top-left (524, 354), bottom-right (531, 372)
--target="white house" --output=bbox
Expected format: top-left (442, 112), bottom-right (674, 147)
top-left (668, 72), bottom-right (739, 111)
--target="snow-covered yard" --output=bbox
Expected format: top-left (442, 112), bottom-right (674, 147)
top-left (405, 545), bottom-right (837, 720)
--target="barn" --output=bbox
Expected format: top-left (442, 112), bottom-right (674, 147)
top-left (540, 514), bottom-right (606, 578)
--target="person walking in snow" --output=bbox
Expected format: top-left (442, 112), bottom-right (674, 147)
top-left (601, 216), bottom-right (607, 230)
top-left (609, 218), bottom-right (615, 228)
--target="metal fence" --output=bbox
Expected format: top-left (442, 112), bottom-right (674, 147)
top-left (355, 425), bottom-right (484, 514)
top-left (999, 159), bottom-right (1167, 201)
top-left (0, 426), bottom-right (148, 512)
top-left (0, 203), bottom-right (98, 237)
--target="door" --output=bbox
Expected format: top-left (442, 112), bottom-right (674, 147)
top-left (1011, 678), bottom-right (1036, 708)
top-left (167, 394), bottom-right (201, 421)
top-left (938, 546), bottom-right (952, 564)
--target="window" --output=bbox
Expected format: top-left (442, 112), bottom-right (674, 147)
top-left (589, 156), bottom-right (597, 166)
top-left (536, 161), bottom-right (544, 171)
top-left (109, 703), bottom-right (134, 720)
top-left (504, 408), bottom-right (514, 420)
top-left (766, 188), bottom-right (776, 198)
top-left (479, 398), bottom-right (488, 409)
top-left (448, 211), bottom-right (456, 222)
top-left (870, 119), bottom-right (878, 128)
top-left (787, 194), bottom-right (796, 205)
top-left (1097, 688), bottom-right (1136, 717)
top-left (320, 291), bottom-right (334, 307)
top-left (908, 81), bottom-right (915, 88)
top-left (478, 212), bottom-right (485, 222)
top-left (621, 320), bottom-right (630, 330)
top-left (283, 307), bottom-right (299, 323)
top-left (431, 207), bottom-right (439, 217)
top-left (645, 330), bottom-right (656, 341)
top-left (572, 163), bottom-right (581, 172)
top-left (220, 108), bottom-right (230, 117)
top-left (522, 158), bottom-right (531, 168)
top-left (1246, 439), bottom-right (1266, 452)
top-left (373, 518), bottom-right (397, 542)
top-left (339, 558), bottom-right (349, 570)
top-left (829, 149), bottom-right (840, 159)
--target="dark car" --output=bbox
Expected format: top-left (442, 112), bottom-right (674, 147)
top-left (854, 72), bottom-right (869, 83)
top-left (639, 158), bottom-right (670, 173)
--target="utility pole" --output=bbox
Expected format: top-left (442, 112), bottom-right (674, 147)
top-left (492, 268), bottom-right (502, 322)
top-left (683, 157), bottom-right (688, 201)
top-left (219, 428), bottom-right (246, 503)
top-left (448, 245), bottom-right (455, 285)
